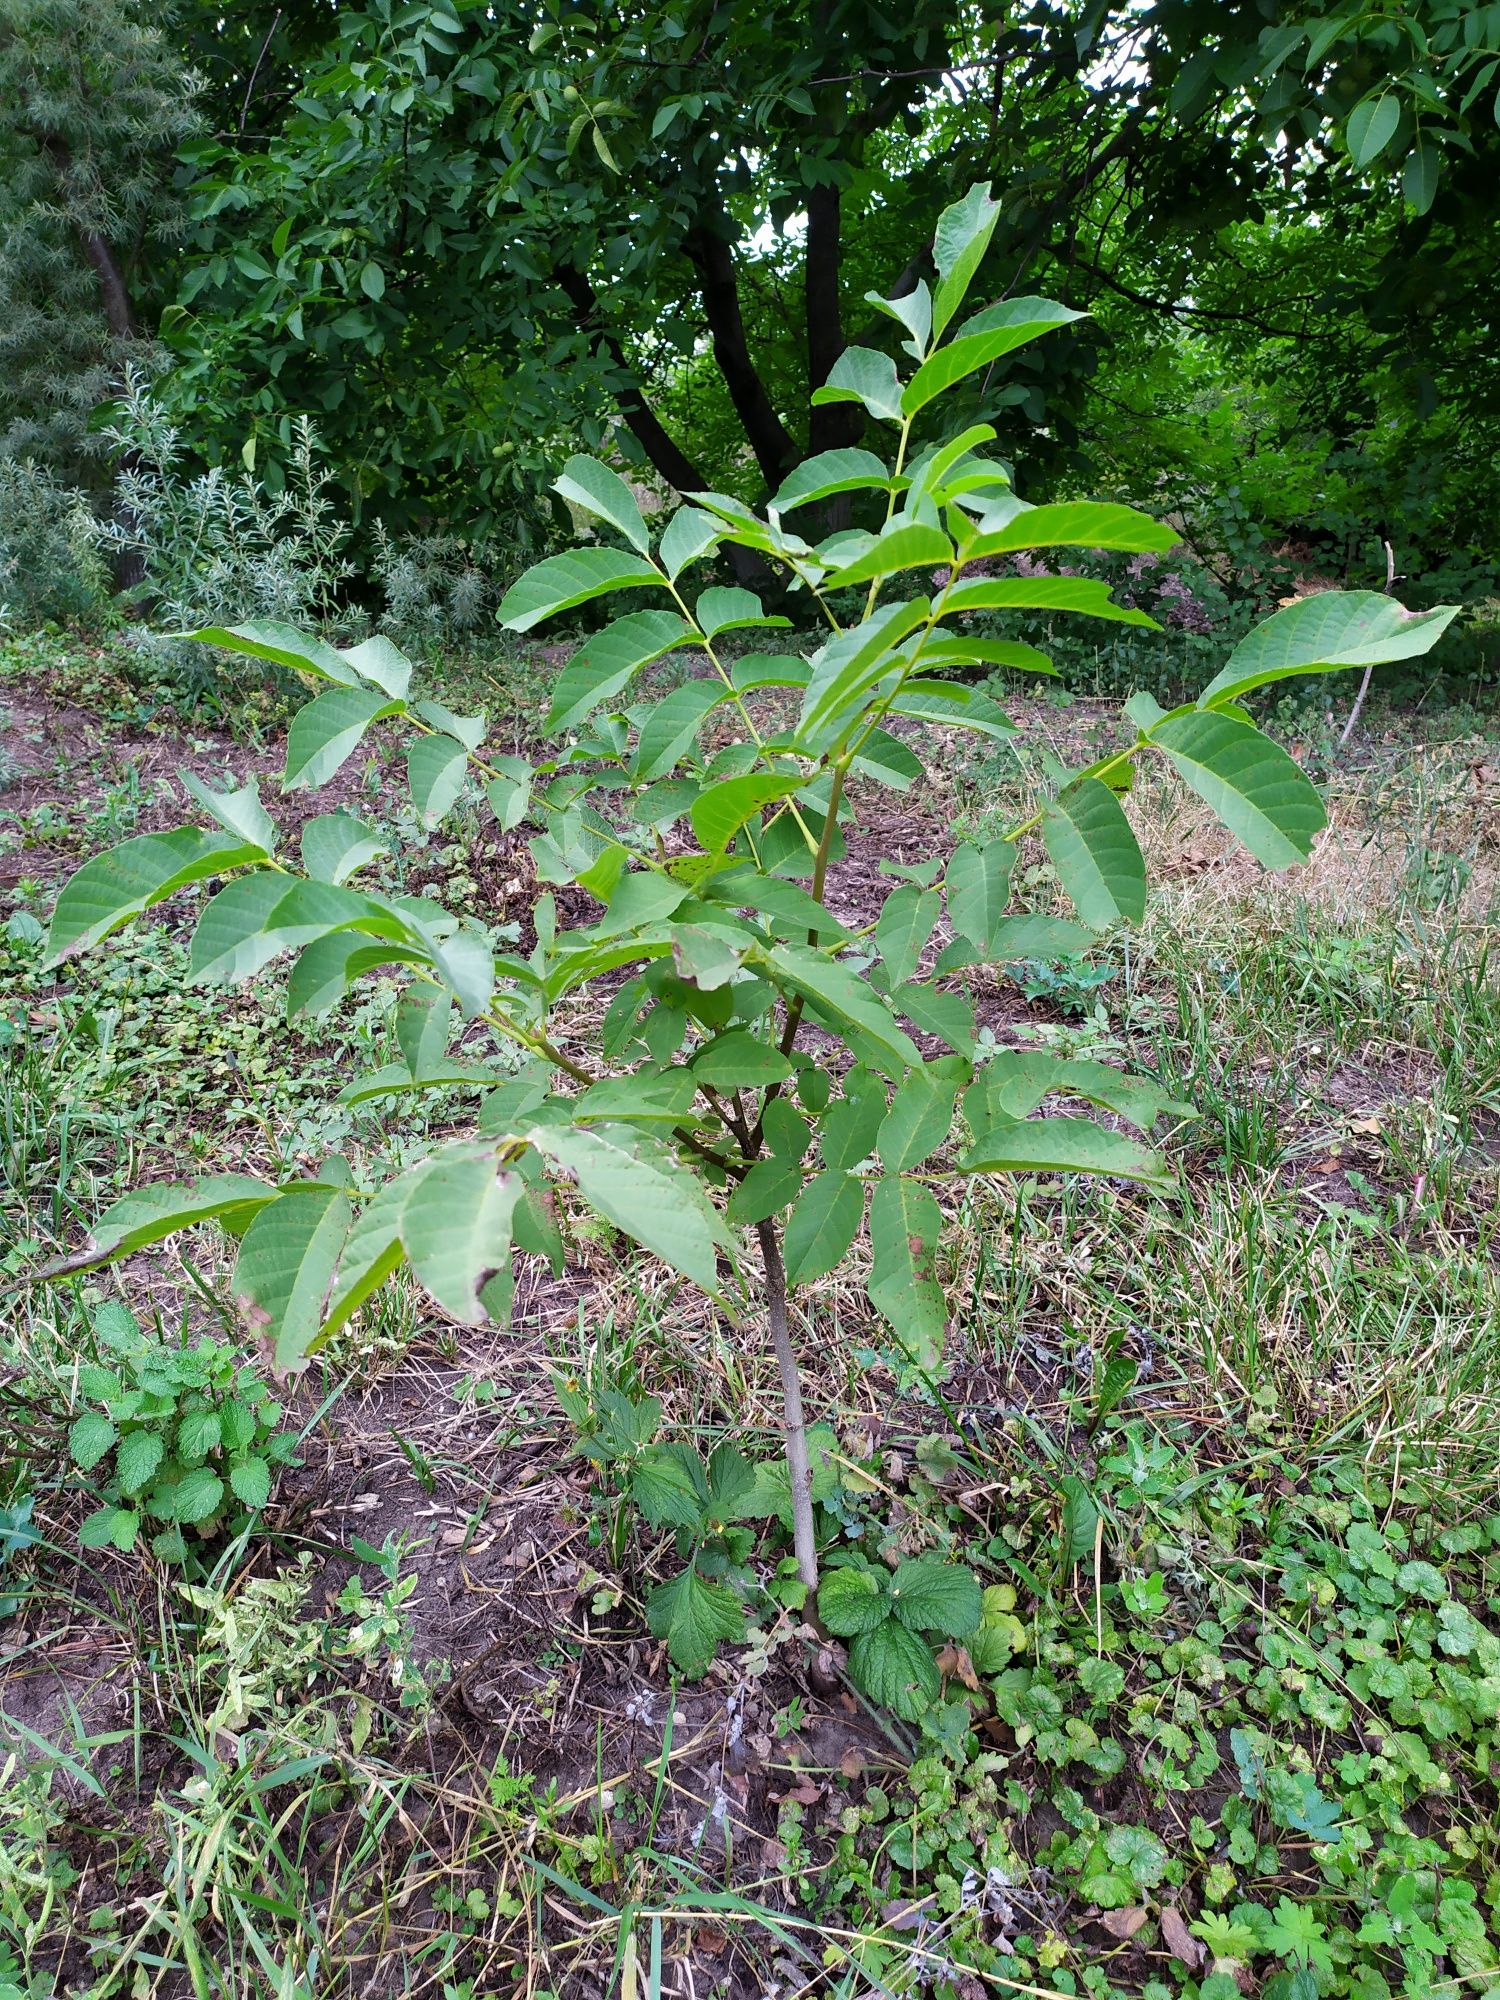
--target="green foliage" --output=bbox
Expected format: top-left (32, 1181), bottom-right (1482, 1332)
top-left (101, 375), bottom-right (354, 696)
top-left (0, 459), bottom-right (111, 631)
top-left (33, 186), bottom-right (1455, 1643)
top-left (819, 1555), bottom-right (981, 1721)
top-left (0, 0), bottom-right (200, 481)
top-left (64, 1302), bottom-right (294, 1563)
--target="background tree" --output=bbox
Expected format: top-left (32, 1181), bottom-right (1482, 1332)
top-left (0, 0), bottom-right (202, 484)
top-left (152, 0), bottom-right (1498, 585)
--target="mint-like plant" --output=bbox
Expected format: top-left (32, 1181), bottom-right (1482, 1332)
top-left (35, 184), bottom-right (1455, 1611)
top-left (818, 1554), bottom-right (982, 1722)
top-left (64, 1304), bottom-right (294, 1562)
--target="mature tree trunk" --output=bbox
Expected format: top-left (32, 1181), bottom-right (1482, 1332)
top-left (555, 261), bottom-right (776, 592)
top-left (555, 263), bottom-right (709, 495)
top-left (685, 212), bottom-right (800, 490)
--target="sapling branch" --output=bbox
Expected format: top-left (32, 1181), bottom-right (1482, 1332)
top-left (755, 1217), bottom-right (818, 1590)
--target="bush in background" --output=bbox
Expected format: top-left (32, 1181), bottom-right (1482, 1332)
top-left (0, 456), bottom-right (112, 631)
top-left (100, 372), bottom-right (354, 695)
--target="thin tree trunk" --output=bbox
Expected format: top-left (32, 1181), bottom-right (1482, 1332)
top-left (754, 1217), bottom-right (817, 1591)
top-left (1339, 538), bottom-right (1396, 749)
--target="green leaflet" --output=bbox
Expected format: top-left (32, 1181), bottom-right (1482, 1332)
top-left (941, 576), bottom-right (1157, 626)
top-left (549, 611), bottom-right (692, 731)
top-left (552, 453), bottom-right (650, 553)
top-left (725, 1154), bottom-right (805, 1227)
top-left (401, 1157), bottom-right (522, 1326)
top-left (38, 1173), bottom-right (279, 1279)
top-left (810, 344), bottom-right (903, 422)
top-left (300, 813), bottom-right (387, 885)
top-left (497, 548), bottom-right (662, 631)
top-left (407, 734), bottom-right (470, 825)
top-left (771, 447), bottom-right (893, 513)
top-left (1196, 590), bottom-right (1458, 710)
top-left (965, 498), bottom-right (1177, 559)
top-left (962, 1115), bottom-right (1168, 1186)
top-left (929, 180), bottom-right (1001, 338)
top-left (44, 827), bottom-right (267, 966)
top-left (866, 1176), bottom-right (947, 1370)
top-left (657, 506), bottom-right (722, 579)
top-left (821, 520), bottom-right (954, 590)
top-left (878, 1066), bottom-right (962, 1173)
top-left (944, 839), bottom-right (1015, 953)
top-left (695, 586), bottom-right (789, 638)
top-left (284, 686), bottom-right (403, 791)
top-left (633, 679), bottom-right (725, 781)
top-left (1042, 778), bottom-right (1147, 928)
top-left (783, 1171), bottom-right (864, 1285)
top-left (874, 884), bottom-right (942, 987)
top-left (690, 772), bottom-right (805, 854)
top-left (848, 1620), bottom-right (941, 1722)
top-left (692, 1031), bottom-right (793, 1088)
top-left (179, 620), bottom-right (370, 688)
top-left (645, 1565), bottom-right (745, 1679)
top-left (887, 1558), bottom-right (982, 1636)
top-left (232, 1186), bottom-right (353, 1375)
top-left (1151, 710), bottom-right (1326, 868)
top-left (766, 944), bottom-right (922, 1071)
top-left (177, 772), bottom-right (276, 854)
top-left (525, 1122), bottom-right (736, 1295)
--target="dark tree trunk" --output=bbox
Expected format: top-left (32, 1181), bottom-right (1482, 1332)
top-left (685, 215), bottom-right (799, 491)
top-left (554, 262), bottom-right (775, 592)
top-left (555, 263), bottom-right (709, 496)
top-left (804, 180), bottom-right (860, 459)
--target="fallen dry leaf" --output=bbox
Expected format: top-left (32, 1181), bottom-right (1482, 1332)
top-left (1100, 1907), bottom-right (1148, 1939)
top-left (934, 1643), bottom-right (982, 1692)
top-left (1160, 1905), bottom-right (1203, 1968)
